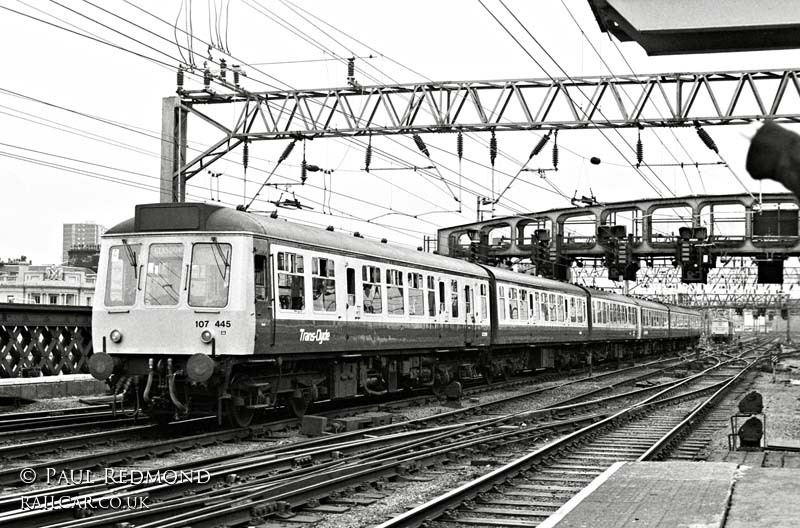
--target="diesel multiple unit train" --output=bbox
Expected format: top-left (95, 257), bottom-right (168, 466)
top-left (89, 203), bottom-right (703, 426)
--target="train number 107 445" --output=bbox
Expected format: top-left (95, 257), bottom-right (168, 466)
top-left (195, 320), bottom-right (232, 328)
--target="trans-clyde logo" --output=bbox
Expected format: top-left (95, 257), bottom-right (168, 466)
top-left (299, 328), bottom-right (331, 344)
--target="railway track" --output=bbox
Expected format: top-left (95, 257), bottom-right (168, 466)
top-left (0, 345), bottom-right (753, 527)
top-left (377, 347), bottom-right (769, 528)
top-left (0, 353), bottom-right (688, 474)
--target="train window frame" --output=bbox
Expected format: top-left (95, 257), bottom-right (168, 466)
top-left (450, 279), bottom-right (459, 319)
top-left (408, 272), bottom-right (424, 317)
top-left (541, 292), bottom-right (549, 322)
top-left (427, 276), bottom-right (436, 317)
top-left (254, 255), bottom-right (267, 302)
top-left (277, 251), bottom-right (306, 312)
top-left (519, 289), bottom-right (528, 321)
top-left (498, 286), bottom-right (506, 321)
top-left (509, 288), bottom-right (519, 320)
top-left (105, 243), bottom-right (140, 307)
top-left (569, 298), bottom-right (576, 323)
top-left (188, 242), bottom-right (232, 308)
top-left (479, 283), bottom-right (488, 321)
top-left (385, 269), bottom-right (405, 316)
top-left (362, 265), bottom-right (383, 315)
top-left (311, 257), bottom-right (337, 313)
top-left (144, 243), bottom-right (185, 307)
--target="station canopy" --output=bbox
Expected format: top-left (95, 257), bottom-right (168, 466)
top-left (588, 0), bottom-right (800, 55)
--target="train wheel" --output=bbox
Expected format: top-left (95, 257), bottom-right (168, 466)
top-left (224, 375), bottom-right (254, 428)
top-left (288, 395), bottom-right (309, 418)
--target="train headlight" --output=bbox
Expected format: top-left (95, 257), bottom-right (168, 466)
top-left (200, 330), bottom-right (214, 344)
top-left (109, 329), bottom-right (123, 344)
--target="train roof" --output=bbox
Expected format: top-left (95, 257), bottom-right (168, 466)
top-left (105, 203), bottom-right (489, 277)
top-left (585, 287), bottom-right (641, 305)
top-left (487, 266), bottom-right (589, 296)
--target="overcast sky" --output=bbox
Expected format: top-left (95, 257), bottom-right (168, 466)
top-left (1, 0), bottom-right (798, 265)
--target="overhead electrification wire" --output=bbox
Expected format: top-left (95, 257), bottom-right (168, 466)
top-left (558, 0), bottom-right (697, 196)
top-left (479, 0), bottom-right (668, 198)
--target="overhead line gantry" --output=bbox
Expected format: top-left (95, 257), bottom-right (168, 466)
top-left (162, 67), bottom-right (800, 202)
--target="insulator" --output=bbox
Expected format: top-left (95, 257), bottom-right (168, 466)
top-left (233, 69), bottom-right (240, 88)
top-left (176, 67), bottom-right (184, 91)
top-left (529, 132), bottom-right (550, 160)
top-left (347, 57), bottom-right (355, 80)
top-left (489, 131), bottom-right (497, 167)
top-left (278, 141), bottom-right (296, 163)
top-left (365, 140), bottom-right (372, 172)
top-left (552, 132), bottom-right (559, 170)
top-left (305, 164), bottom-right (321, 172)
top-left (242, 142), bottom-right (249, 170)
top-left (457, 131), bottom-right (463, 160)
top-left (219, 59), bottom-right (227, 81)
top-left (413, 134), bottom-right (430, 157)
top-left (696, 126), bottom-right (719, 153)
top-left (203, 68), bottom-right (211, 88)
top-left (590, 156), bottom-right (601, 165)
top-left (301, 159), bottom-right (307, 183)
top-left (636, 132), bottom-right (644, 167)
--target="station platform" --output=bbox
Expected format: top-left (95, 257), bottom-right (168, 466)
top-left (540, 461), bottom-right (800, 528)
top-left (0, 374), bottom-right (107, 400)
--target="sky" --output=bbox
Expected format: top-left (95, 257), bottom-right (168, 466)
top-left (1, 0), bottom-right (798, 266)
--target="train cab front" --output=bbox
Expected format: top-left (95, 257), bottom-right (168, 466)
top-left (91, 220), bottom-right (255, 426)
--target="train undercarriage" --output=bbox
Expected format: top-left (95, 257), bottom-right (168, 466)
top-left (93, 336), bottom-right (698, 428)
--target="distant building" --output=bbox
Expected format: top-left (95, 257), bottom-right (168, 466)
top-left (0, 262), bottom-right (97, 306)
top-left (67, 245), bottom-right (100, 273)
top-left (62, 223), bottom-right (105, 264)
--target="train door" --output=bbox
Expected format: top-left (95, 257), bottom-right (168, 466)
top-left (464, 283), bottom-right (476, 344)
top-left (344, 264), bottom-right (360, 330)
top-left (253, 239), bottom-right (272, 351)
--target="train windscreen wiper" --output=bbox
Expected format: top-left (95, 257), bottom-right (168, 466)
top-left (121, 238), bottom-right (138, 279)
top-left (211, 237), bottom-right (230, 280)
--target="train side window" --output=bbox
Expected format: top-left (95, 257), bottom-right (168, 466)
top-left (570, 298), bottom-right (576, 323)
top-left (427, 276), bottom-right (436, 316)
top-left (519, 289), bottom-right (528, 320)
top-left (509, 288), bottom-right (519, 320)
top-left (408, 272), bottom-right (424, 316)
top-left (254, 255), bottom-right (267, 302)
top-left (311, 257), bottom-right (336, 312)
top-left (386, 269), bottom-right (404, 315)
top-left (541, 293), bottom-right (549, 322)
top-left (439, 281), bottom-right (446, 315)
top-left (464, 285), bottom-right (472, 315)
top-left (529, 293), bottom-right (535, 321)
top-left (346, 268), bottom-right (356, 307)
top-left (450, 279), bottom-right (459, 318)
top-left (480, 283), bottom-right (488, 320)
top-left (498, 286), bottom-right (506, 320)
top-left (362, 265), bottom-right (382, 314)
top-left (277, 251), bottom-right (305, 311)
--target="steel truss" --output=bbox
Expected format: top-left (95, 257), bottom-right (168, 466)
top-left (165, 68), bottom-right (800, 201)
top-left (570, 264), bottom-right (800, 308)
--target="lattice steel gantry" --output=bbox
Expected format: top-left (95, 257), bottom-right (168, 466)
top-left (162, 68), bottom-right (800, 202)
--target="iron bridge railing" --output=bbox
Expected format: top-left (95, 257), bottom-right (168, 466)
top-left (0, 303), bottom-right (92, 378)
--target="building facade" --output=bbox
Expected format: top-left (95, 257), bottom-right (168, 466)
top-left (0, 263), bottom-right (97, 306)
top-left (62, 223), bottom-right (105, 264)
